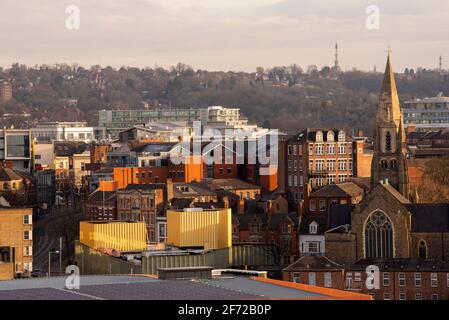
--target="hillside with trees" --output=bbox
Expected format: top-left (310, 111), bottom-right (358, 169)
top-left (1, 62), bottom-right (448, 135)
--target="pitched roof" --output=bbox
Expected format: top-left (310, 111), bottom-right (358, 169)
top-left (233, 212), bottom-right (267, 229)
top-left (54, 141), bottom-right (88, 156)
top-left (88, 190), bottom-right (117, 202)
top-left (206, 178), bottom-right (260, 191)
top-left (172, 182), bottom-right (215, 197)
top-left (349, 258), bottom-right (449, 272)
top-left (310, 182), bottom-right (364, 198)
top-left (268, 213), bottom-right (298, 230)
top-left (125, 184), bottom-right (166, 191)
top-left (299, 215), bottom-right (328, 234)
top-left (283, 256), bottom-right (343, 272)
top-left (290, 128), bottom-right (354, 144)
top-left (0, 168), bottom-right (23, 181)
top-left (379, 183), bottom-right (411, 204)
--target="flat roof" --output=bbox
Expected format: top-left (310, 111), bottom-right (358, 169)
top-left (0, 274), bottom-right (371, 300)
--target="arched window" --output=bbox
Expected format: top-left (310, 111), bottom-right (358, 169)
top-left (418, 240), bottom-right (427, 259)
top-left (386, 131), bottom-right (392, 152)
top-left (390, 160), bottom-right (397, 169)
top-left (380, 160), bottom-right (388, 169)
top-left (327, 131), bottom-right (335, 142)
top-left (365, 211), bottom-right (394, 259)
top-left (309, 221), bottom-right (318, 234)
top-left (338, 131), bottom-right (346, 142)
top-left (316, 131), bottom-right (323, 142)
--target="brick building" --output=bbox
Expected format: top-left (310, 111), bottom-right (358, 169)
top-left (116, 184), bottom-right (165, 243)
top-left (0, 207), bottom-right (33, 280)
top-left (283, 54), bottom-right (449, 300)
top-left (285, 128), bottom-right (362, 207)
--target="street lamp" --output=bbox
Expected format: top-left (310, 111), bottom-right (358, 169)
top-left (48, 250), bottom-right (60, 277)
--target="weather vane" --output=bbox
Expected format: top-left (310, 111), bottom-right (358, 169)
top-left (386, 46), bottom-right (392, 55)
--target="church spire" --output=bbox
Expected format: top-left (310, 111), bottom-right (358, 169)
top-left (377, 53), bottom-right (402, 127)
top-left (371, 51), bottom-right (409, 198)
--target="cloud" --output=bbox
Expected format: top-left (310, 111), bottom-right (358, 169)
top-left (0, 0), bottom-right (448, 71)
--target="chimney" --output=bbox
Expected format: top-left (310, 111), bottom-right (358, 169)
top-left (357, 130), bottom-right (364, 137)
top-left (222, 195), bottom-right (229, 208)
top-left (166, 179), bottom-right (174, 202)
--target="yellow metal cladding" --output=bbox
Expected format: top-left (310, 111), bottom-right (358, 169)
top-left (167, 208), bottom-right (232, 250)
top-left (79, 221), bottom-right (147, 252)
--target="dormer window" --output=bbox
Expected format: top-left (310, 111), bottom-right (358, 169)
top-left (327, 131), bottom-right (334, 142)
top-left (309, 221), bottom-right (318, 234)
top-left (316, 131), bottom-right (323, 142)
top-left (338, 131), bottom-right (346, 142)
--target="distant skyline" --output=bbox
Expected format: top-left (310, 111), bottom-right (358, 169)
top-left (0, 0), bottom-right (448, 72)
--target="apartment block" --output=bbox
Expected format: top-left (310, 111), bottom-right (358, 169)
top-left (0, 207), bottom-right (33, 280)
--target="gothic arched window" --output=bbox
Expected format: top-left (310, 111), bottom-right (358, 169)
top-left (418, 240), bottom-right (428, 259)
top-left (385, 131), bottom-right (392, 152)
top-left (365, 211), bottom-right (394, 259)
top-left (380, 160), bottom-right (388, 169)
top-left (390, 160), bottom-right (397, 169)
top-left (316, 131), bottom-right (323, 142)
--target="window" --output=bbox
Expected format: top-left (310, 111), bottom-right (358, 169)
top-left (383, 293), bottom-right (390, 300)
top-left (364, 211), bottom-right (393, 259)
top-left (346, 273), bottom-right (353, 288)
top-left (338, 144), bottom-right (346, 154)
top-left (309, 222), bottom-right (318, 234)
top-left (326, 144), bottom-right (335, 155)
top-left (24, 246), bottom-right (32, 256)
top-left (415, 293), bottom-right (422, 300)
top-left (415, 273), bottom-right (422, 287)
top-left (316, 131), bottom-right (323, 142)
top-left (319, 200), bottom-right (326, 212)
top-left (338, 159), bottom-right (347, 171)
top-left (309, 200), bottom-right (316, 211)
top-left (324, 272), bottom-right (332, 288)
top-left (288, 145), bottom-right (292, 155)
top-left (399, 293), bottom-right (406, 300)
top-left (307, 242), bottom-right (319, 253)
top-left (418, 240), bottom-right (427, 259)
top-left (338, 131), bottom-right (346, 142)
top-left (383, 273), bottom-right (390, 286)
top-left (308, 273), bottom-right (317, 286)
top-left (399, 273), bottom-right (406, 287)
top-left (293, 273), bottom-right (301, 283)
top-left (327, 131), bottom-right (334, 142)
top-left (293, 145), bottom-right (297, 156)
top-left (431, 273), bottom-right (438, 288)
top-left (431, 294), bottom-right (439, 301)
top-left (385, 131), bottom-right (392, 152)
top-left (24, 230), bottom-right (32, 240)
top-left (354, 272), bottom-right (362, 282)
top-left (23, 215), bottom-right (31, 225)
top-left (327, 159), bottom-right (335, 171)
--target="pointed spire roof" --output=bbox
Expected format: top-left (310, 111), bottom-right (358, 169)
top-left (377, 53), bottom-right (402, 127)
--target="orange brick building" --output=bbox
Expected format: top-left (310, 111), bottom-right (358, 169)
top-left (0, 208), bottom-right (33, 280)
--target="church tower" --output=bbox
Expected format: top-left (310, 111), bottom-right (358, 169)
top-left (371, 53), bottom-right (410, 198)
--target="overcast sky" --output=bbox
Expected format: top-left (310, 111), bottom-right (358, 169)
top-left (0, 0), bottom-right (448, 72)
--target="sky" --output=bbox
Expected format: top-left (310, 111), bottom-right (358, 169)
top-left (0, 0), bottom-right (448, 72)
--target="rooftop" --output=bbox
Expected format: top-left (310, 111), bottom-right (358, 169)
top-left (0, 274), bottom-right (371, 300)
